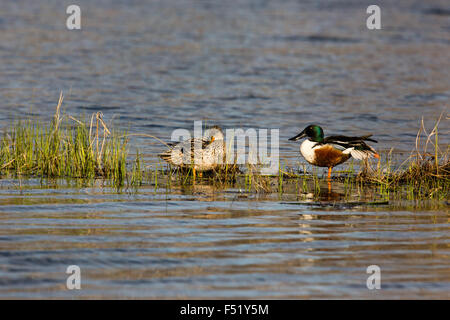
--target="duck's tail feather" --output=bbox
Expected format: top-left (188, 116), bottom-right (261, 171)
top-left (158, 150), bottom-right (173, 163)
top-left (347, 148), bottom-right (379, 160)
top-left (359, 134), bottom-right (378, 143)
top-left (343, 143), bottom-right (379, 160)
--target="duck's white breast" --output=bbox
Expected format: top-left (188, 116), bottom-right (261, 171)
top-left (300, 139), bottom-right (317, 164)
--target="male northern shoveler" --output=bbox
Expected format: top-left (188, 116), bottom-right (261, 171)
top-left (158, 126), bottom-right (225, 175)
top-left (289, 124), bottom-right (379, 179)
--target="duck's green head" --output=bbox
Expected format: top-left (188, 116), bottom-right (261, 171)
top-left (288, 124), bottom-right (324, 142)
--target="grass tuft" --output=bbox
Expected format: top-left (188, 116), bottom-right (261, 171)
top-left (0, 92), bottom-right (129, 187)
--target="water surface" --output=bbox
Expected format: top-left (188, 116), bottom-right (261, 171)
top-left (0, 0), bottom-right (449, 299)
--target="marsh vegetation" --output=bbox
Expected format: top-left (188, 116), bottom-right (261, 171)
top-left (1, 95), bottom-right (448, 204)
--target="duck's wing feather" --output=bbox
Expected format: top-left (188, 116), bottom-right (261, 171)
top-left (321, 135), bottom-right (379, 160)
top-left (324, 135), bottom-right (377, 144)
top-left (158, 137), bottom-right (212, 164)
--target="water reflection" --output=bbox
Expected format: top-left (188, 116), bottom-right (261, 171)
top-left (0, 179), bottom-right (448, 298)
top-left (0, 0), bottom-right (449, 299)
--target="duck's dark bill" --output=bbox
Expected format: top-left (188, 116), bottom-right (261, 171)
top-left (288, 131), bottom-right (306, 141)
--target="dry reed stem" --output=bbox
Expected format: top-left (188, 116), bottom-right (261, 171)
top-left (123, 133), bottom-right (172, 148)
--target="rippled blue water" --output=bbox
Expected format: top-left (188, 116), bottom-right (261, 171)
top-left (0, 0), bottom-right (449, 298)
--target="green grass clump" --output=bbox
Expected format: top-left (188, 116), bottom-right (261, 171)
top-left (0, 93), bottom-right (129, 186)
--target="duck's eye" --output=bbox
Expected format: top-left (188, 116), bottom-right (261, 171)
top-left (210, 136), bottom-right (215, 143)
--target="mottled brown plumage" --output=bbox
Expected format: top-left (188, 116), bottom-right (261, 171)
top-left (158, 126), bottom-right (225, 172)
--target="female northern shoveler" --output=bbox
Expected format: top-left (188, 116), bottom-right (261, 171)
top-left (158, 126), bottom-right (225, 175)
top-left (289, 124), bottom-right (379, 179)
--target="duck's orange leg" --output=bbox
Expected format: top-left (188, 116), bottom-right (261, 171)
top-left (327, 167), bottom-right (332, 192)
